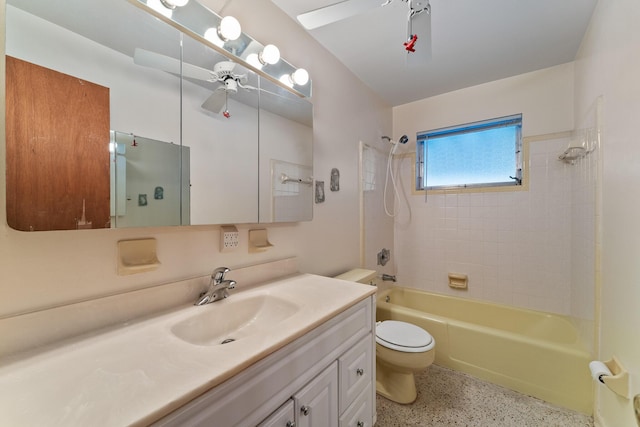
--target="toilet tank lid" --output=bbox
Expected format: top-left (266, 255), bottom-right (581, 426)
top-left (376, 320), bottom-right (433, 349)
top-left (334, 269), bottom-right (377, 284)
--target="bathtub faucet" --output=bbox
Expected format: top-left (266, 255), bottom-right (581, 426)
top-left (382, 274), bottom-right (396, 282)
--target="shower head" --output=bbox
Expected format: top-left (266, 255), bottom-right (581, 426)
top-left (381, 135), bottom-right (409, 145)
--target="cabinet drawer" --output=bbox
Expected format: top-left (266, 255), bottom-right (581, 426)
top-left (339, 383), bottom-right (373, 427)
top-left (339, 334), bottom-right (373, 413)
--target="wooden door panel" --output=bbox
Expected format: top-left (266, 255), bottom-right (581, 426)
top-left (6, 56), bottom-right (110, 230)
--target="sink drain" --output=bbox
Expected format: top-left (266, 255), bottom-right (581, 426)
top-left (221, 338), bottom-right (236, 344)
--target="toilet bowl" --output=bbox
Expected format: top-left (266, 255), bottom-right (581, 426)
top-left (334, 269), bottom-right (436, 404)
top-left (375, 320), bottom-right (435, 403)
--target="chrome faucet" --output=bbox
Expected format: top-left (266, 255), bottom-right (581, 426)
top-left (195, 267), bottom-right (236, 306)
top-left (382, 274), bottom-right (396, 282)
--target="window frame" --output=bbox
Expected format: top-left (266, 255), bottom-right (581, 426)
top-left (415, 114), bottom-right (523, 192)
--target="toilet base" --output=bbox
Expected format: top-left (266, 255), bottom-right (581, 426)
top-left (375, 362), bottom-right (418, 404)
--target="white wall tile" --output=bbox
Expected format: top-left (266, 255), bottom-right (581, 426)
top-left (393, 135), bottom-right (596, 316)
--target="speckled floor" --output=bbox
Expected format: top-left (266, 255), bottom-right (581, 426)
top-left (375, 365), bottom-right (594, 427)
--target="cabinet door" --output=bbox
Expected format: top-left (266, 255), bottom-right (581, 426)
top-left (6, 56), bottom-right (110, 231)
top-left (339, 335), bottom-right (373, 413)
top-left (258, 399), bottom-right (295, 427)
top-left (295, 361), bottom-right (338, 427)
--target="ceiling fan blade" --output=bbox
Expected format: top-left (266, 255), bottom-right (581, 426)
top-left (297, 0), bottom-right (381, 30)
top-left (133, 48), bottom-right (213, 82)
top-left (201, 89), bottom-right (227, 114)
top-left (406, 8), bottom-right (431, 66)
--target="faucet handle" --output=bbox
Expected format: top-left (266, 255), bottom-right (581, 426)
top-left (223, 280), bottom-right (236, 289)
top-left (212, 267), bottom-right (230, 282)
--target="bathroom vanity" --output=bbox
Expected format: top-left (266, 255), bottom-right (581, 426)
top-left (0, 272), bottom-right (375, 426)
top-left (158, 295), bottom-right (374, 426)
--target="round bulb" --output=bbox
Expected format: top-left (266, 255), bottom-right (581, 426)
top-left (260, 44), bottom-right (280, 65)
top-left (219, 16), bottom-right (242, 41)
top-left (279, 74), bottom-right (294, 88)
top-left (160, 0), bottom-right (189, 8)
top-left (148, 0), bottom-right (173, 17)
top-left (204, 27), bottom-right (224, 47)
top-left (291, 68), bottom-right (309, 86)
top-left (246, 53), bottom-right (263, 70)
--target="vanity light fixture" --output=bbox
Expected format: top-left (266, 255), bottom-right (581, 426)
top-left (280, 68), bottom-right (309, 87)
top-left (133, 0), bottom-right (312, 97)
top-left (218, 16), bottom-right (242, 41)
top-left (247, 44), bottom-right (280, 70)
top-left (159, 0), bottom-right (189, 9)
top-left (204, 27), bottom-right (225, 47)
top-left (292, 68), bottom-right (310, 85)
top-left (147, 0), bottom-right (174, 17)
top-left (259, 44), bottom-right (280, 65)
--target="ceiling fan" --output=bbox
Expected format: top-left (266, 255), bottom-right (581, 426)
top-left (133, 48), bottom-right (258, 118)
top-left (296, 0), bottom-right (432, 61)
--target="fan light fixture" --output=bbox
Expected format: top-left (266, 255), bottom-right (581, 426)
top-left (280, 68), bottom-right (310, 87)
top-left (159, 0), bottom-right (189, 9)
top-left (218, 16), bottom-right (242, 41)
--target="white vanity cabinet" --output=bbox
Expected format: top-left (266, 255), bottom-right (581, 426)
top-left (295, 361), bottom-right (339, 427)
top-left (154, 296), bottom-right (375, 427)
top-left (258, 400), bottom-right (295, 427)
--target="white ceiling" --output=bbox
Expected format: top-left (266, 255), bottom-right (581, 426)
top-left (271, 0), bottom-right (597, 106)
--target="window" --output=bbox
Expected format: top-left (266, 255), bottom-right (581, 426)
top-left (416, 114), bottom-right (523, 191)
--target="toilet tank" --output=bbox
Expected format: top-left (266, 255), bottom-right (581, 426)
top-left (334, 269), bottom-right (377, 285)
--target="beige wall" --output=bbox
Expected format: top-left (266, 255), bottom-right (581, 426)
top-left (0, 0), bottom-right (391, 319)
top-left (575, 0), bottom-right (640, 425)
top-left (393, 62), bottom-right (575, 141)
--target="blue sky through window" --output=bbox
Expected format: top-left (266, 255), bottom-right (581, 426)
top-left (426, 126), bottom-right (517, 187)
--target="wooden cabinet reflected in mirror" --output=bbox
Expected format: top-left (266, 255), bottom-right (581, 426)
top-left (5, 0), bottom-right (312, 231)
top-left (6, 56), bottom-right (110, 231)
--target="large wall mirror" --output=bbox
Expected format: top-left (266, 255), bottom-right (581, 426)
top-left (5, 0), bottom-right (313, 231)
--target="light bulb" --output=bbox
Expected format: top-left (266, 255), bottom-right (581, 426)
top-left (279, 74), bottom-right (294, 88)
top-left (291, 68), bottom-right (309, 86)
top-left (218, 16), bottom-right (241, 41)
top-left (204, 27), bottom-right (224, 47)
top-left (147, 0), bottom-right (173, 17)
top-left (159, 0), bottom-right (189, 9)
top-left (259, 44), bottom-right (280, 65)
top-left (246, 53), bottom-right (263, 70)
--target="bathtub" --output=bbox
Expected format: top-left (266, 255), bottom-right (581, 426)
top-left (376, 287), bottom-right (593, 414)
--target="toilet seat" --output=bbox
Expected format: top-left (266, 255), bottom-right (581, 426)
top-left (376, 320), bottom-right (434, 353)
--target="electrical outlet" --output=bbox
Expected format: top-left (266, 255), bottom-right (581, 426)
top-left (220, 225), bottom-right (239, 252)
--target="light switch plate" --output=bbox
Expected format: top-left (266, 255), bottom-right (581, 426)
top-left (220, 225), bottom-right (239, 252)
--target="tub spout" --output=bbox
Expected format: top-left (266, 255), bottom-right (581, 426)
top-left (382, 274), bottom-right (396, 282)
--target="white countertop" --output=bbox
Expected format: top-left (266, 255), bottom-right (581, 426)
top-left (0, 274), bottom-right (375, 426)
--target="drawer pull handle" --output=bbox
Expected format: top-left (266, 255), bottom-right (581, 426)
top-left (357, 422), bottom-right (365, 427)
top-left (301, 405), bottom-right (310, 416)
top-left (286, 422), bottom-right (296, 427)
top-left (356, 368), bottom-right (364, 376)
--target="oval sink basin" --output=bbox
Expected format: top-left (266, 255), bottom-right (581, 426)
top-left (171, 294), bottom-right (300, 346)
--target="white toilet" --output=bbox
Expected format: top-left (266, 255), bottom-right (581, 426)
top-left (334, 269), bottom-right (435, 404)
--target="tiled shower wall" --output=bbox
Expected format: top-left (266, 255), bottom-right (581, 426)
top-left (361, 143), bottom-right (395, 276)
top-left (394, 134), bottom-right (596, 321)
top-left (569, 102), bottom-right (600, 352)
